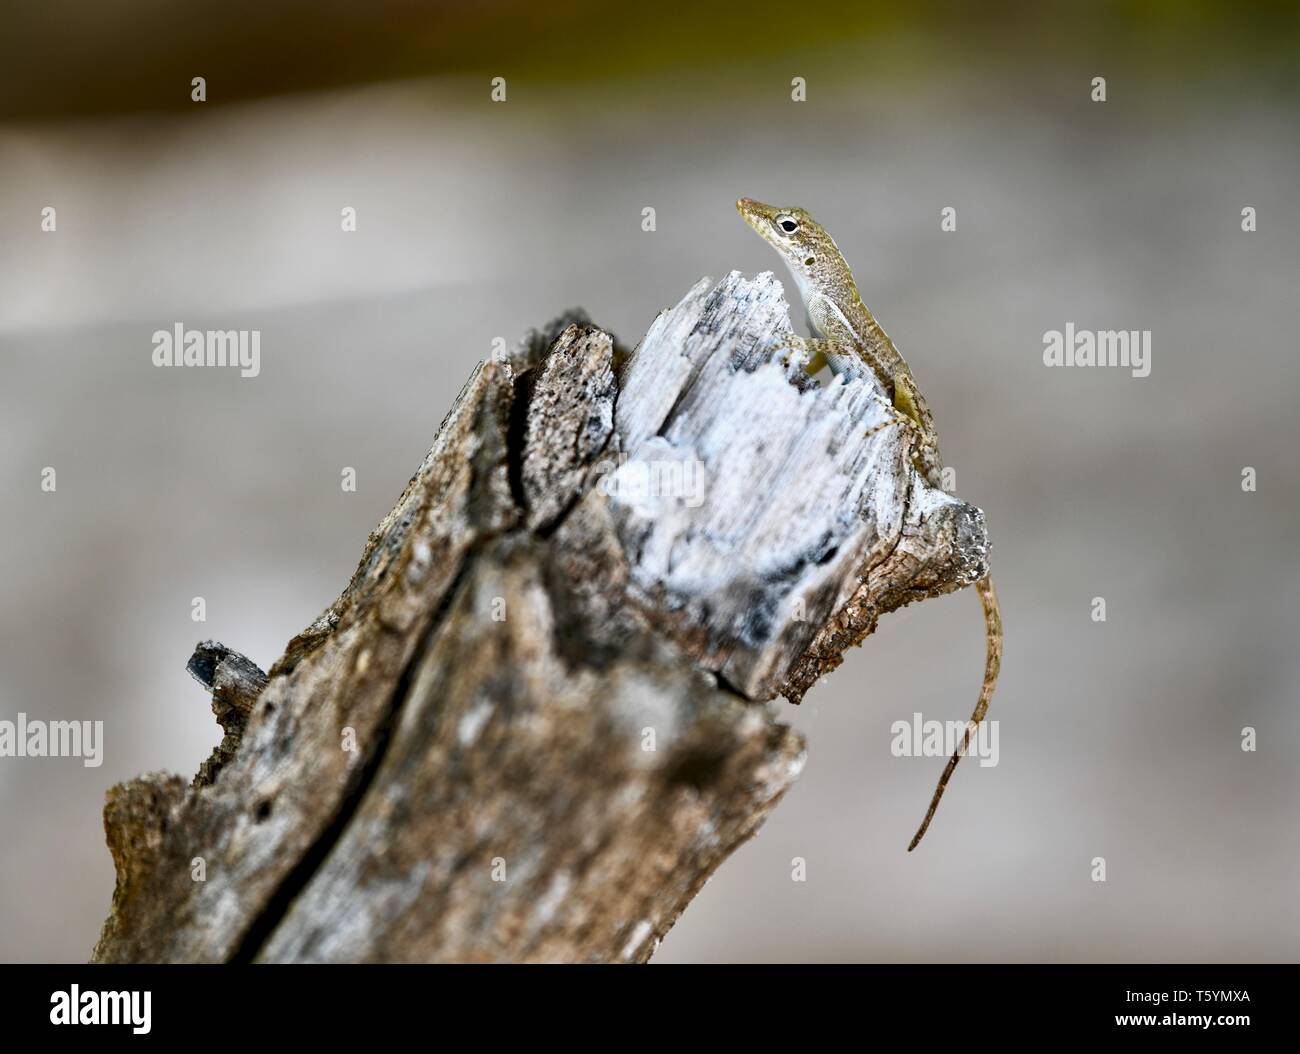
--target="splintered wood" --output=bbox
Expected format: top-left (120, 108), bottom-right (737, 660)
top-left (92, 272), bottom-right (988, 963)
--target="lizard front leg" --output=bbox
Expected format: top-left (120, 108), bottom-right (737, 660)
top-left (768, 335), bottom-right (946, 489)
top-left (765, 333), bottom-right (828, 375)
top-left (769, 335), bottom-right (901, 387)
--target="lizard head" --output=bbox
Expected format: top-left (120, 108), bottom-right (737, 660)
top-left (736, 198), bottom-right (850, 302)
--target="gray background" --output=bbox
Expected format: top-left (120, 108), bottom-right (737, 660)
top-left (1, 16), bottom-right (1297, 962)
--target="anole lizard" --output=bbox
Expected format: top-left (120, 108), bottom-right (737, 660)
top-left (738, 197), bottom-right (1003, 851)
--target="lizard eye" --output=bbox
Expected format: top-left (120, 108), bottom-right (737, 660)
top-left (778, 217), bottom-right (799, 233)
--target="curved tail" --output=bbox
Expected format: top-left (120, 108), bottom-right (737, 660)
top-left (908, 575), bottom-right (1002, 851)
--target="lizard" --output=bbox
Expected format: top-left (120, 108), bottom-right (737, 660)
top-left (737, 197), bottom-right (1003, 851)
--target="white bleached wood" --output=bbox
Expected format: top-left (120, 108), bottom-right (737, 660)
top-left (91, 276), bottom-right (988, 963)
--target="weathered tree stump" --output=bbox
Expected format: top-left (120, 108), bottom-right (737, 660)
top-left (92, 271), bottom-right (989, 963)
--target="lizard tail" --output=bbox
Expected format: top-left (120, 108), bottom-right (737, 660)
top-left (907, 574), bottom-right (1002, 851)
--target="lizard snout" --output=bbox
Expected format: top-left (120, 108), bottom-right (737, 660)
top-left (736, 197), bottom-right (769, 231)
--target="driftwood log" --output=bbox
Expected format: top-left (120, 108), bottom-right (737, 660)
top-left (92, 271), bottom-right (990, 963)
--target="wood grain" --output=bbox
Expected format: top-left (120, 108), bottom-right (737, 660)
top-left (92, 272), bottom-right (988, 963)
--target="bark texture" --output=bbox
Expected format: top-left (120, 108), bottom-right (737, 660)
top-left (91, 271), bottom-right (989, 963)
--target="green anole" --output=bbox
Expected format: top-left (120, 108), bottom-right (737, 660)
top-left (738, 197), bottom-right (1003, 851)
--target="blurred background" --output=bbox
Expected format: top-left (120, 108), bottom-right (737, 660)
top-left (2, 1), bottom-right (1298, 962)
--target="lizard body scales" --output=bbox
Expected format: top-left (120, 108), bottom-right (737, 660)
top-left (738, 197), bottom-right (1003, 850)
